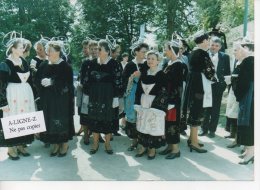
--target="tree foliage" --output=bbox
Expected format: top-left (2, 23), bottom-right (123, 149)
top-left (0, 0), bottom-right (254, 71)
top-left (0, 0), bottom-right (74, 61)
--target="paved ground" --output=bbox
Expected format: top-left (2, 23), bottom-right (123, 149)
top-left (0, 110), bottom-right (254, 181)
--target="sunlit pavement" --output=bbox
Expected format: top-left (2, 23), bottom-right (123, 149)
top-left (0, 112), bottom-right (254, 181)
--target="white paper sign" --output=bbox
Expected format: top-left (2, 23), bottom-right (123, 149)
top-left (134, 105), bottom-right (165, 136)
top-left (1, 111), bottom-right (46, 139)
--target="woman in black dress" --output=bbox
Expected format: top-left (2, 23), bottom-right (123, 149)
top-left (79, 39), bottom-right (101, 145)
top-left (37, 40), bottom-right (75, 157)
top-left (123, 42), bottom-right (149, 152)
top-left (30, 38), bottom-right (48, 111)
top-left (182, 31), bottom-right (217, 153)
top-left (159, 40), bottom-right (184, 159)
top-left (232, 40), bottom-right (254, 164)
top-left (84, 39), bottom-right (122, 155)
top-left (0, 37), bottom-right (35, 160)
top-left (134, 51), bottom-right (167, 159)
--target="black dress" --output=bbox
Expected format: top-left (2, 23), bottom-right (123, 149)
top-left (183, 48), bottom-right (217, 126)
top-left (135, 70), bottom-right (167, 149)
top-left (30, 56), bottom-right (45, 110)
top-left (80, 58), bottom-right (92, 126)
top-left (233, 56), bottom-right (254, 146)
top-left (36, 60), bottom-right (75, 144)
top-left (122, 60), bottom-right (149, 138)
top-left (83, 58), bottom-right (122, 134)
top-left (163, 60), bottom-right (184, 144)
top-left (0, 58), bottom-right (35, 147)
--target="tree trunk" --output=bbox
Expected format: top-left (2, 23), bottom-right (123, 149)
top-left (166, 0), bottom-right (174, 39)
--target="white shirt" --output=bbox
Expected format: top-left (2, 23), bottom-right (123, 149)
top-left (209, 52), bottom-right (219, 69)
top-left (209, 52), bottom-right (219, 81)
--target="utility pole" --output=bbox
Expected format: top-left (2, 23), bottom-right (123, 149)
top-left (243, 0), bottom-right (249, 37)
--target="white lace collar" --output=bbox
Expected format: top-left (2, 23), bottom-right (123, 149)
top-left (168, 59), bottom-right (181, 66)
top-left (97, 56), bottom-right (111, 65)
top-left (49, 58), bottom-right (63, 65)
top-left (132, 58), bottom-right (145, 64)
top-left (7, 55), bottom-right (22, 66)
top-left (147, 67), bottom-right (160, 76)
top-left (36, 55), bottom-right (46, 61)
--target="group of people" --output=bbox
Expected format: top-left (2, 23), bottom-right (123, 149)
top-left (0, 30), bottom-right (254, 165)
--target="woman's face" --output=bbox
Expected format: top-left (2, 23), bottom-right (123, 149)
top-left (163, 44), bottom-right (172, 58)
top-left (147, 54), bottom-right (159, 69)
top-left (36, 44), bottom-right (46, 58)
top-left (12, 43), bottom-right (24, 57)
top-left (122, 56), bottom-right (128, 62)
top-left (202, 38), bottom-right (210, 50)
top-left (135, 47), bottom-right (147, 60)
top-left (233, 45), bottom-right (241, 60)
top-left (89, 45), bottom-right (98, 59)
top-left (47, 46), bottom-right (60, 63)
top-left (112, 47), bottom-right (121, 59)
top-left (98, 46), bottom-right (109, 59)
top-left (82, 44), bottom-right (89, 57)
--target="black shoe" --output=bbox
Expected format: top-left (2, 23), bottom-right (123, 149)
top-left (239, 156), bottom-right (254, 165)
top-left (113, 132), bottom-right (121, 136)
top-left (127, 144), bottom-right (138, 151)
top-left (135, 149), bottom-right (147, 157)
top-left (90, 145), bottom-right (99, 155)
top-left (58, 146), bottom-right (69, 157)
top-left (50, 150), bottom-right (59, 157)
top-left (165, 151), bottom-right (181, 159)
top-left (208, 132), bottom-right (215, 138)
top-left (198, 131), bottom-right (208, 136)
top-left (147, 154), bottom-right (156, 160)
top-left (84, 140), bottom-right (90, 145)
top-left (189, 145), bottom-right (207, 153)
top-left (227, 143), bottom-right (240, 148)
top-left (187, 139), bottom-right (204, 147)
top-left (105, 146), bottom-right (113, 154)
top-left (17, 149), bottom-right (30, 157)
top-left (159, 148), bottom-right (171, 155)
top-left (238, 154), bottom-right (245, 159)
top-left (8, 153), bottom-right (20, 160)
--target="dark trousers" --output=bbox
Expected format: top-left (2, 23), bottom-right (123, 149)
top-left (202, 83), bottom-right (225, 133)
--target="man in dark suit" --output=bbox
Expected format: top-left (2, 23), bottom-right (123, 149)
top-left (199, 36), bottom-right (231, 138)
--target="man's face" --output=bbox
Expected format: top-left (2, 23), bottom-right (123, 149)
top-left (210, 41), bottom-right (221, 53)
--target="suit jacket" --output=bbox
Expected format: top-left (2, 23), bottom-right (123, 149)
top-left (216, 51), bottom-right (231, 90)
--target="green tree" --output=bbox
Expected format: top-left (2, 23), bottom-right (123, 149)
top-left (0, 0), bottom-right (74, 60)
top-left (220, 0), bottom-right (254, 28)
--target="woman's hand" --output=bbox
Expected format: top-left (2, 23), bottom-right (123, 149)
top-left (41, 78), bottom-right (53, 87)
top-left (133, 71), bottom-right (141, 78)
top-left (1, 105), bottom-right (10, 112)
